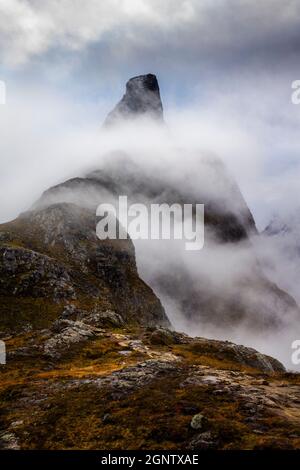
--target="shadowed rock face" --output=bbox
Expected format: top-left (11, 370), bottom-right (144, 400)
top-left (104, 73), bottom-right (164, 126)
top-left (0, 203), bottom-right (169, 333)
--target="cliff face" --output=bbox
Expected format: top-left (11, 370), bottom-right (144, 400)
top-left (0, 202), bottom-right (169, 334)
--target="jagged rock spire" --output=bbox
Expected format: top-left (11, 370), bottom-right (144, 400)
top-left (104, 73), bottom-right (164, 126)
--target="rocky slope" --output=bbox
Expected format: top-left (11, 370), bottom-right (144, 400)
top-left (1, 323), bottom-right (300, 450)
top-left (0, 202), bottom-right (168, 334)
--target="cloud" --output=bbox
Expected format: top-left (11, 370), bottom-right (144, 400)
top-left (0, 82), bottom-right (107, 222)
top-left (1, 0), bottom-right (300, 68)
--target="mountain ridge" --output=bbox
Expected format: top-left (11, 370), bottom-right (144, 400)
top-left (1, 74), bottom-right (300, 450)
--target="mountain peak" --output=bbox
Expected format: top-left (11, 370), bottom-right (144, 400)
top-left (104, 73), bottom-right (164, 126)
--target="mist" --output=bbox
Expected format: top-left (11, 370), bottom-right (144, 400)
top-left (1, 25), bottom-right (300, 370)
top-left (5, 102), bottom-right (297, 370)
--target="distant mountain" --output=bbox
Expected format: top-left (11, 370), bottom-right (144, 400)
top-left (259, 211), bottom-right (300, 304)
top-left (264, 211), bottom-right (300, 241)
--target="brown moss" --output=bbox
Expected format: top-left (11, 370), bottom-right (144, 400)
top-left (0, 325), bottom-right (299, 450)
top-left (0, 296), bottom-right (62, 332)
top-left (171, 343), bottom-right (261, 374)
top-left (0, 362), bottom-right (282, 450)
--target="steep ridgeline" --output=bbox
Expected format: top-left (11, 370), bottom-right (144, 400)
top-left (34, 74), bottom-right (300, 332)
top-left (0, 203), bottom-right (168, 334)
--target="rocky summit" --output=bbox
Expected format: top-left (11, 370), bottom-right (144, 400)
top-left (0, 74), bottom-right (300, 450)
top-left (104, 74), bottom-right (164, 126)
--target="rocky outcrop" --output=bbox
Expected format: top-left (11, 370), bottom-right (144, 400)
top-left (0, 246), bottom-right (75, 300)
top-left (0, 202), bottom-right (169, 333)
top-left (44, 320), bottom-right (104, 358)
top-left (104, 74), bottom-right (164, 126)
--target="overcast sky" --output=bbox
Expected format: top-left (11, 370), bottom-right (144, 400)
top-left (0, 0), bottom-right (300, 227)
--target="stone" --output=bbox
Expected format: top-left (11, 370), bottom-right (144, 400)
top-left (10, 420), bottom-right (24, 429)
top-left (190, 413), bottom-right (206, 431)
top-left (149, 328), bottom-right (176, 346)
top-left (44, 320), bottom-right (103, 358)
top-left (84, 310), bottom-right (125, 328)
top-left (0, 432), bottom-right (20, 450)
top-left (119, 350), bottom-right (132, 356)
